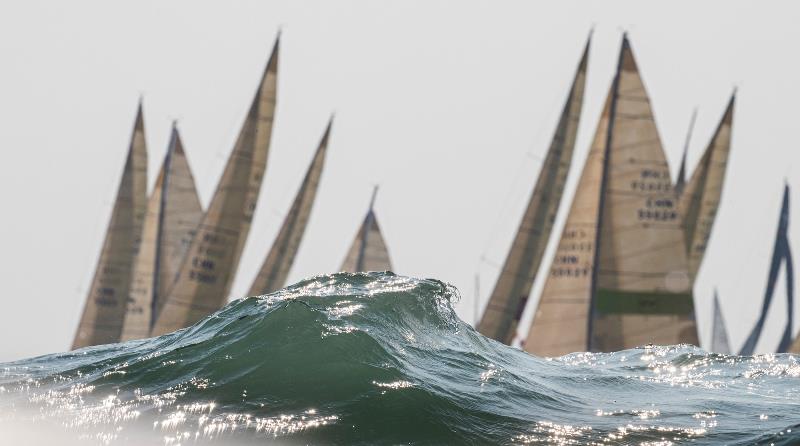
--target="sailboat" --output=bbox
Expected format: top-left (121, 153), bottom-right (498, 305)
top-left (119, 124), bottom-right (203, 341)
top-left (72, 102), bottom-right (148, 349)
top-left (678, 95), bottom-right (736, 282)
top-left (710, 290), bottom-right (731, 354)
top-left (151, 34), bottom-right (280, 336)
top-left (247, 119), bottom-right (332, 296)
top-left (740, 185), bottom-right (794, 354)
top-left (477, 35), bottom-right (590, 345)
top-left (673, 108), bottom-right (697, 197)
top-left (340, 187), bottom-right (393, 272)
top-left (524, 34), bottom-right (698, 356)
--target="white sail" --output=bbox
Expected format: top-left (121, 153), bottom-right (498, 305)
top-left (72, 103), bottom-right (148, 348)
top-left (478, 36), bottom-right (589, 345)
top-left (679, 96), bottom-right (735, 281)
top-left (120, 126), bottom-right (203, 341)
top-left (248, 119), bottom-right (331, 295)
top-left (340, 188), bottom-right (393, 272)
top-left (710, 290), bottom-right (731, 354)
top-left (152, 35), bottom-right (280, 336)
top-left (525, 35), bottom-right (699, 356)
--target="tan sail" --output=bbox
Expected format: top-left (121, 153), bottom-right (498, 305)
top-left (478, 36), bottom-right (590, 345)
top-left (340, 188), bottom-right (393, 272)
top-left (120, 126), bottom-right (203, 341)
top-left (152, 35), bottom-right (280, 336)
top-left (525, 35), bottom-right (698, 356)
top-left (678, 95), bottom-right (735, 281)
top-left (523, 92), bottom-right (611, 356)
top-left (591, 36), bottom-right (698, 352)
top-left (247, 119), bottom-right (332, 296)
top-left (673, 108), bottom-right (697, 197)
top-left (72, 103), bottom-right (148, 348)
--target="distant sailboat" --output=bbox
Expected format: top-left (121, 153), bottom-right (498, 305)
top-left (740, 185), bottom-right (794, 354)
top-left (678, 95), bottom-right (735, 281)
top-left (247, 119), bottom-right (332, 296)
top-left (340, 187), bottom-right (393, 272)
top-left (477, 35), bottom-right (590, 345)
top-left (524, 35), bottom-right (698, 356)
top-left (72, 103), bottom-right (148, 349)
top-left (152, 34), bottom-right (280, 336)
top-left (120, 125), bottom-right (203, 341)
top-left (710, 290), bottom-right (731, 354)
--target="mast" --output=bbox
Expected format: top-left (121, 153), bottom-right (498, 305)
top-left (72, 102), bottom-right (148, 348)
top-left (247, 118), bottom-right (332, 295)
top-left (476, 34), bottom-right (589, 345)
top-left (741, 184), bottom-right (794, 354)
top-left (152, 33), bottom-right (280, 336)
top-left (674, 108), bottom-right (697, 197)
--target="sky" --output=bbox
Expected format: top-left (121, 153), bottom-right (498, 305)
top-left (1, 0), bottom-right (799, 361)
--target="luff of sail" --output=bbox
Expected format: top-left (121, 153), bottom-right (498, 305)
top-left (340, 188), bottom-right (393, 272)
top-left (710, 290), bottom-right (731, 354)
top-left (591, 35), bottom-right (698, 351)
top-left (523, 92), bottom-right (612, 356)
top-left (120, 126), bottom-right (203, 341)
top-left (741, 185), bottom-right (794, 354)
top-left (679, 95), bottom-right (735, 281)
top-left (152, 35), bottom-right (280, 336)
top-left (247, 119), bottom-right (332, 296)
top-left (477, 36), bottom-right (589, 345)
top-left (72, 103), bottom-right (148, 348)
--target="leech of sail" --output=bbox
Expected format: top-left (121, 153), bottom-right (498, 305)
top-left (247, 118), bottom-right (332, 296)
top-left (477, 34), bottom-right (590, 345)
top-left (72, 102), bottom-right (148, 349)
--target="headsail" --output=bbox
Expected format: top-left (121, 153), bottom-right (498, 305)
top-left (710, 290), bottom-right (731, 354)
top-left (477, 35), bottom-right (590, 345)
top-left (247, 119), bottom-right (332, 296)
top-left (152, 35), bottom-right (280, 336)
top-left (673, 108), bottom-right (697, 197)
top-left (120, 125), bottom-right (203, 341)
top-left (72, 102), bottom-right (148, 348)
top-left (741, 185), bottom-right (794, 354)
top-left (340, 187), bottom-right (393, 272)
top-left (524, 35), bottom-right (698, 356)
top-left (679, 96), bottom-right (735, 281)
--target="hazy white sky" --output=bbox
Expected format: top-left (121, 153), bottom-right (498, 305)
top-left (1, 0), bottom-right (799, 361)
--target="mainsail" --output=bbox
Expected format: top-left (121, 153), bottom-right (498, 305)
top-left (477, 36), bottom-right (589, 345)
top-left (710, 290), bottom-right (731, 354)
top-left (678, 95), bottom-right (735, 281)
top-left (120, 125), bottom-right (203, 341)
top-left (340, 187), bottom-right (393, 272)
top-left (152, 35), bottom-right (280, 336)
top-left (247, 119), bottom-right (332, 296)
top-left (741, 185), bottom-right (794, 354)
top-left (524, 35), bottom-right (699, 356)
top-left (72, 103), bottom-right (148, 348)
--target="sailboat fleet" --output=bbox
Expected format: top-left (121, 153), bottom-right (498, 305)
top-left (74, 31), bottom-right (798, 356)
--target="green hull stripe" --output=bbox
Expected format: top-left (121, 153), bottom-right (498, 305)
top-left (595, 289), bottom-right (694, 315)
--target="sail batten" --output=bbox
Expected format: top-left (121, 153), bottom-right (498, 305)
top-left (72, 103), bottom-right (148, 348)
top-left (247, 119), bottom-right (331, 296)
top-left (151, 35), bottom-right (280, 336)
top-left (120, 126), bottom-right (203, 341)
top-left (477, 36), bottom-right (590, 345)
